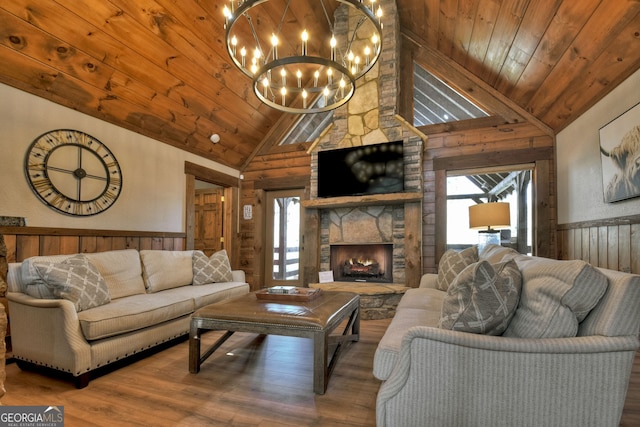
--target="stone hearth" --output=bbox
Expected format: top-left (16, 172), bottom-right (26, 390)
top-left (309, 282), bottom-right (408, 320)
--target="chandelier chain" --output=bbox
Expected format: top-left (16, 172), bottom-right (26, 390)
top-left (320, 0), bottom-right (334, 36)
top-left (244, 13), bottom-right (264, 65)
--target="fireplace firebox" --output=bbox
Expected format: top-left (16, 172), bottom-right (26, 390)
top-left (330, 244), bottom-right (393, 283)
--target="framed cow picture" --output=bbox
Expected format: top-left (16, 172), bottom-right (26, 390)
top-left (599, 101), bottom-right (640, 203)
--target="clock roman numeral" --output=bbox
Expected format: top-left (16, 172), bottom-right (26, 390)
top-left (27, 161), bottom-right (46, 171)
top-left (103, 190), bottom-right (118, 201)
top-left (31, 178), bottom-right (52, 191)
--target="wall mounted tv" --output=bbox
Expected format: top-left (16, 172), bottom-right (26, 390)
top-left (317, 141), bottom-right (404, 198)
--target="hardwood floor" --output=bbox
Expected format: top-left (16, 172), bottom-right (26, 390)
top-left (2, 319), bottom-right (388, 426)
top-left (2, 319), bottom-right (640, 426)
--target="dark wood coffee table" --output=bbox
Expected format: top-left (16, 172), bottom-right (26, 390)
top-left (189, 291), bottom-right (360, 394)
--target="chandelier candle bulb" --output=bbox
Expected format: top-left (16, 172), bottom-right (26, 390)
top-left (302, 89), bottom-right (308, 108)
top-left (296, 70), bottom-right (302, 88)
top-left (301, 30), bottom-right (308, 55)
top-left (330, 36), bottom-right (337, 61)
top-left (271, 34), bottom-right (278, 60)
top-left (240, 47), bottom-right (246, 67)
top-left (314, 70), bottom-right (319, 87)
top-left (280, 68), bottom-right (286, 85)
top-left (223, 5), bottom-right (230, 26)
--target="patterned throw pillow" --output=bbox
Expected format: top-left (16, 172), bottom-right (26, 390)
top-left (192, 250), bottom-right (233, 285)
top-left (21, 254), bottom-right (76, 298)
top-left (32, 255), bottom-right (111, 312)
top-left (439, 259), bottom-right (522, 335)
top-left (436, 246), bottom-right (479, 291)
top-left (503, 256), bottom-right (608, 338)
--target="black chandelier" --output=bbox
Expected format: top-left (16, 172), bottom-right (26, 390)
top-left (223, 0), bottom-right (384, 113)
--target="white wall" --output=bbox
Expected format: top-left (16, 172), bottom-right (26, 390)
top-left (556, 68), bottom-right (640, 224)
top-left (0, 83), bottom-right (238, 232)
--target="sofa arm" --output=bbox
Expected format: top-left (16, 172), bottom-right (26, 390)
top-left (231, 270), bottom-right (246, 283)
top-left (418, 273), bottom-right (437, 288)
top-left (377, 326), bottom-right (639, 427)
top-left (7, 292), bottom-right (92, 376)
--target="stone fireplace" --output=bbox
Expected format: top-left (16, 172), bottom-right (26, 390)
top-left (302, 0), bottom-right (424, 287)
top-left (320, 203), bottom-right (409, 283)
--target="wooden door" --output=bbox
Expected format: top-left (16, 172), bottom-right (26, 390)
top-left (194, 188), bottom-right (224, 255)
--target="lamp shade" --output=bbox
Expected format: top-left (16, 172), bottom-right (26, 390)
top-left (469, 202), bottom-right (511, 230)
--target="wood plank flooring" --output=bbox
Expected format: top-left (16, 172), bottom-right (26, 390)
top-left (2, 318), bottom-right (640, 426)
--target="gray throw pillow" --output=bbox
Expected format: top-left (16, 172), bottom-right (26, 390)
top-left (192, 250), bottom-right (234, 285)
top-left (439, 259), bottom-right (522, 335)
top-left (32, 254), bottom-right (111, 312)
top-left (503, 256), bottom-right (608, 338)
top-left (436, 246), bottom-right (479, 291)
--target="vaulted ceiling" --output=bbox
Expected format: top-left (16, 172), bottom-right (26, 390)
top-left (1, 1), bottom-right (639, 170)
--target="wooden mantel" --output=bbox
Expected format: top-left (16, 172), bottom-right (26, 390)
top-left (301, 192), bottom-right (423, 209)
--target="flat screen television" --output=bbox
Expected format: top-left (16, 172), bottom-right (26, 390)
top-left (317, 141), bottom-right (404, 198)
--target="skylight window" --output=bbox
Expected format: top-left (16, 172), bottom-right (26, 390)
top-left (279, 97), bottom-right (333, 145)
top-left (413, 63), bottom-right (488, 126)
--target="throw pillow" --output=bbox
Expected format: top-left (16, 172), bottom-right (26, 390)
top-left (438, 259), bottom-right (522, 335)
top-left (436, 246), bottom-right (479, 291)
top-left (20, 254), bottom-right (76, 298)
top-left (192, 250), bottom-right (233, 285)
top-left (503, 255), bottom-right (609, 338)
top-left (32, 255), bottom-right (111, 312)
top-left (479, 243), bottom-right (520, 264)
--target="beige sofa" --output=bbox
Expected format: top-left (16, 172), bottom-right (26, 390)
top-left (374, 244), bottom-right (640, 427)
top-left (6, 249), bottom-right (249, 387)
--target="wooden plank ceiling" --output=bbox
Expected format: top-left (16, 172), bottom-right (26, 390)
top-left (1, 1), bottom-right (639, 169)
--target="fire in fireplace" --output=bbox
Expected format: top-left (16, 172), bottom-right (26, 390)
top-left (330, 244), bottom-right (393, 283)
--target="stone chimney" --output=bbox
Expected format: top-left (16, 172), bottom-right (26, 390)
top-left (308, 0), bottom-right (424, 285)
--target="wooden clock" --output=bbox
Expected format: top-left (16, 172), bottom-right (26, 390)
top-left (24, 129), bottom-right (123, 216)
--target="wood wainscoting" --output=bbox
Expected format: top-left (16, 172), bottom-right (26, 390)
top-left (557, 214), bottom-right (640, 274)
top-left (0, 226), bottom-right (186, 263)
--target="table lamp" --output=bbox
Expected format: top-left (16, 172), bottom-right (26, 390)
top-left (469, 202), bottom-right (511, 250)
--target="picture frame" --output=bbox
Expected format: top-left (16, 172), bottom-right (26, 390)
top-left (318, 270), bottom-right (334, 283)
top-left (599, 101), bottom-right (640, 203)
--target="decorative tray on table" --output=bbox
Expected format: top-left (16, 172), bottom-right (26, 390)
top-left (255, 286), bottom-right (322, 302)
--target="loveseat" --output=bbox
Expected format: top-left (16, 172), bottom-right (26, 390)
top-left (6, 248), bottom-right (249, 387)
top-left (374, 244), bottom-right (640, 427)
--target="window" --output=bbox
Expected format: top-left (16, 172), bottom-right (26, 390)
top-left (446, 166), bottom-right (533, 254)
top-left (413, 63), bottom-right (489, 126)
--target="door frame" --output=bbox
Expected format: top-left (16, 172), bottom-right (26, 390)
top-left (264, 188), bottom-right (304, 288)
top-left (184, 161), bottom-right (240, 267)
top-left (433, 148), bottom-right (554, 262)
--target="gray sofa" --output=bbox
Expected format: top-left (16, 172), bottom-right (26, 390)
top-left (374, 244), bottom-right (640, 427)
top-left (6, 248), bottom-right (249, 387)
